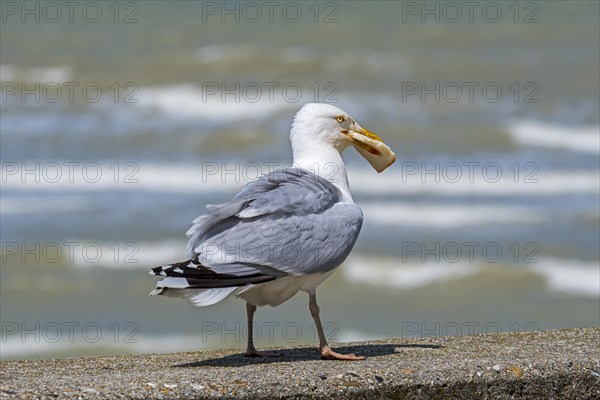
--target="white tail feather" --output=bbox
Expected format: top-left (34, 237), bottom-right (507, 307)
top-left (153, 287), bottom-right (239, 307)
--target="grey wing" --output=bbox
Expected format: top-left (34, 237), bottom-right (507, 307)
top-left (186, 168), bottom-right (363, 277)
top-left (186, 168), bottom-right (338, 256)
top-left (198, 202), bottom-right (363, 276)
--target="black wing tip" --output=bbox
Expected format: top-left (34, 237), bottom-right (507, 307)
top-left (149, 255), bottom-right (279, 289)
top-left (150, 265), bottom-right (168, 276)
top-left (150, 257), bottom-right (201, 276)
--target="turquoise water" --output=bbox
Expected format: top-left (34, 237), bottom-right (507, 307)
top-left (1, 1), bottom-right (598, 360)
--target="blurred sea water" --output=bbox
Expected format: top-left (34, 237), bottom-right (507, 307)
top-left (1, 1), bottom-right (598, 360)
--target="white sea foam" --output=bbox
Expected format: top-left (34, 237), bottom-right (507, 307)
top-left (279, 46), bottom-right (319, 64)
top-left (343, 254), bottom-right (599, 298)
top-left (0, 163), bottom-right (242, 196)
top-left (136, 84), bottom-right (295, 119)
top-left (33, 240), bottom-right (600, 300)
top-left (347, 169), bottom-right (600, 196)
top-left (4, 163), bottom-right (597, 230)
top-left (336, 329), bottom-right (388, 343)
top-left (195, 44), bottom-right (255, 64)
top-left (2, 163), bottom-right (598, 198)
top-left (527, 258), bottom-right (600, 298)
top-left (0, 64), bottom-right (16, 81)
top-left (25, 66), bottom-right (73, 83)
top-left (508, 120), bottom-right (600, 154)
top-left (0, 196), bottom-right (555, 231)
top-left (0, 64), bottom-right (73, 83)
top-left (68, 240), bottom-right (186, 270)
top-left (343, 255), bottom-right (479, 289)
top-left (194, 45), bottom-right (412, 75)
top-left (361, 203), bottom-right (545, 228)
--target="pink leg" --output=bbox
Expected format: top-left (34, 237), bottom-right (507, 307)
top-left (309, 290), bottom-right (365, 361)
top-left (244, 302), bottom-right (282, 357)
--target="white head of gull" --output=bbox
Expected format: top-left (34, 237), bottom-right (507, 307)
top-left (291, 103), bottom-right (396, 201)
top-left (150, 103), bottom-right (396, 360)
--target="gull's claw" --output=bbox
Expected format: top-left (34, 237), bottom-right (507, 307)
top-left (320, 345), bottom-right (365, 361)
top-left (245, 349), bottom-right (284, 357)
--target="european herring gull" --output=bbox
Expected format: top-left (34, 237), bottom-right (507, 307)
top-left (150, 103), bottom-right (396, 360)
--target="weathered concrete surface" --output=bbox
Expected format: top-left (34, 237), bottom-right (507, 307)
top-left (1, 328), bottom-right (599, 399)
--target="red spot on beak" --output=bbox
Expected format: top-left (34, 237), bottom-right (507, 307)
top-left (368, 146), bottom-right (381, 155)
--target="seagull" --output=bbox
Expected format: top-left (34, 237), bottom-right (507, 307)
top-left (150, 103), bottom-right (396, 360)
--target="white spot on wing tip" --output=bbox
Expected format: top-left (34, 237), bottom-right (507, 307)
top-left (156, 277), bottom-right (191, 289)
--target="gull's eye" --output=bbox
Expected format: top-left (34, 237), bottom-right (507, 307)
top-left (335, 115), bottom-right (345, 123)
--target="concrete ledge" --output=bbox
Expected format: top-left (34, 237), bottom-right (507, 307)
top-left (1, 327), bottom-right (599, 399)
